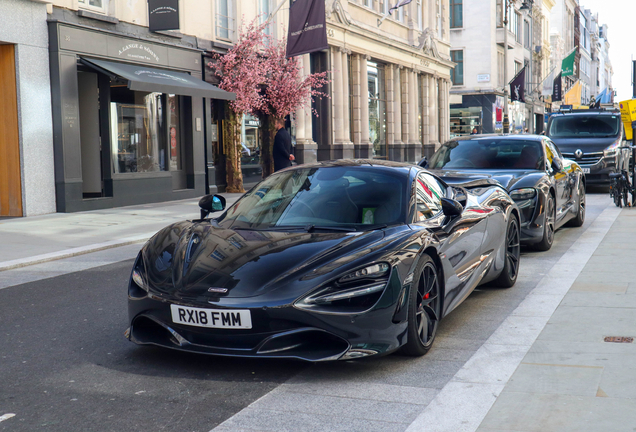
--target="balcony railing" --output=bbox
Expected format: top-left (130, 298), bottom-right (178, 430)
top-left (215, 13), bottom-right (235, 41)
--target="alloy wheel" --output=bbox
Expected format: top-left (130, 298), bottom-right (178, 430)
top-left (416, 263), bottom-right (440, 348)
top-left (546, 196), bottom-right (555, 245)
top-left (506, 219), bottom-right (520, 280)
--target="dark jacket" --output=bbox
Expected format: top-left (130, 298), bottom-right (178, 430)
top-left (273, 127), bottom-right (293, 172)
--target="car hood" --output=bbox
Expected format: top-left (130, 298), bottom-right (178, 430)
top-left (429, 168), bottom-right (541, 190)
top-left (141, 221), bottom-right (395, 302)
top-left (547, 136), bottom-right (619, 153)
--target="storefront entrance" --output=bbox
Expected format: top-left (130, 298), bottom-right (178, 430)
top-left (0, 44), bottom-right (22, 217)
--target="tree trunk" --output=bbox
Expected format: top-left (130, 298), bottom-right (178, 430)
top-left (260, 115), bottom-right (277, 179)
top-left (223, 109), bottom-right (245, 193)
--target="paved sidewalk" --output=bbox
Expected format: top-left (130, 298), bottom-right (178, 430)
top-left (472, 207), bottom-right (636, 432)
top-left (0, 194), bottom-right (242, 271)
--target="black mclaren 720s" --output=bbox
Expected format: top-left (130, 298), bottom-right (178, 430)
top-left (422, 134), bottom-right (586, 251)
top-left (126, 160), bottom-right (521, 362)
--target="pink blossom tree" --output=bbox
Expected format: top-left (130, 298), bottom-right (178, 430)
top-left (210, 19), bottom-right (329, 189)
top-left (208, 19), bottom-right (268, 192)
top-left (260, 40), bottom-right (329, 177)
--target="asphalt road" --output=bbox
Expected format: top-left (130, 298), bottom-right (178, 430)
top-left (0, 192), bottom-right (613, 432)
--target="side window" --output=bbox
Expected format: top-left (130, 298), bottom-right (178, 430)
top-left (415, 173), bottom-right (445, 221)
top-left (546, 140), bottom-right (563, 159)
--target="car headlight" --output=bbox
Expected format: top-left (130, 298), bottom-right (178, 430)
top-left (131, 269), bottom-right (148, 292)
top-left (295, 262), bottom-right (391, 314)
top-left (338, 263), bottom-right (390, 283)
top-left (604, 139), bottom-right (621, 157)
top-left (510, 188), bottom-right (537, 201)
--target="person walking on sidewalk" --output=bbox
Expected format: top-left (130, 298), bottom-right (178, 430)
top-left (273, 118), bottom-right (295, 172)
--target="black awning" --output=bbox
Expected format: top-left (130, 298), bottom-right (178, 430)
top-left (80, 58), bottom-right (235, 101)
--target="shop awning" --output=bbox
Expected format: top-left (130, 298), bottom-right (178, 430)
top-left (80, 58), bottom-right (235, 101)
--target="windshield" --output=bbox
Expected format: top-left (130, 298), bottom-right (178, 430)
top-left (216, 167), bottom-right (408, 230)
top-left (429, 139), bottom-right (545, 170)
top-left (548, 114), bottom-right (621, 138)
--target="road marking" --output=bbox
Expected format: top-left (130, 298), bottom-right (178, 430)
top-left (0, 414), bottom-right (16, 423)
top-left (405, 205), bottom-right (621, 432)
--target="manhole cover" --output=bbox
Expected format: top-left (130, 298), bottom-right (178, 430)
top-left (604, 336), bottom-right (633, 343)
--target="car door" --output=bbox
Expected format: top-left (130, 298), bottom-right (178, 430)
top-left (545, 139), bottom-right (571, 225)
top-left (412, 172), bottom-right (488, 316)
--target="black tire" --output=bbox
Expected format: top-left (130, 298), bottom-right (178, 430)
top-left (491, 216), bottom-right (520, 288)
top-left (531, 193), bottom-right (555, 251)
top-left (566, 180), bottom-right (586, 227)
top-left (401, 255), bottom-right (441, 357)
top-left (611, 183), bottom-right (622, 208)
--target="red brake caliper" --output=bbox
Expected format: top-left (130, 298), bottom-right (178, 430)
top-left (424, 293), bottom-right (430, 300)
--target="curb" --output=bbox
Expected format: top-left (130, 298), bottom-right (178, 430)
top-left (0, 234), bottom-right (153, 272)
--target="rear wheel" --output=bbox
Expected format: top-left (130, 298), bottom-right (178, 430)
top-left (566, 180), bottom-right (586, 227)
top-left (401, 255), bottom-right (441, 357)
top-left (492, 216), bottom-right (520, 288)
top-left (531, 194), bottom-right (555, 251)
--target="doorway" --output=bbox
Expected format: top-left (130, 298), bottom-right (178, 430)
top-left (78, 71), bottom-right (104, 198)
top-left (0, 44), bottom-right (23, 217)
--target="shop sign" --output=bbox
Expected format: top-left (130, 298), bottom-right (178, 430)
top-left (148, 0), bottom-right (180, 32)
top-left (117, 43), bottom-right (160, 62)
top-left (477, 74), bottom-right (490, 83)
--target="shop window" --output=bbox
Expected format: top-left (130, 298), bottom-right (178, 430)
top-left (110, 85), bottom-right (184, 174)
top-left (168, 94), bottom-right (182, 171)
top-left (450, 50), bottom-right (463, 85)
top-left (367, 61), bottom-right (387, 159)
top-left (78, 0), bottom-right (108, 13)
top-left (240, 114), bottom-right (263, 187)
top-left (450, 107), bottom-right (482, 138)
top-left (450, 0), bottom-right (462, 28)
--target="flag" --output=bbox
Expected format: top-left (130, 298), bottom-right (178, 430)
top-left (552, 72), bottom-right (562, 101)
top-left (561, 47), bottom-right (577, 77)
top-left (509, 66), bottom-right (526, 103)
top-left (542, 69), bottom-right (554, 96)
top-left (389, 0), bottom-right (413, 14)
top-left (564, 81), bottom-right (582, 106)
top-left (286, 0), bottom-right (328, 57)
top-left (148, 0), bottom-right (179, 32)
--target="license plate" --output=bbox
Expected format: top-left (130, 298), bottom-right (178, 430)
top-left (581, 167), bottom-right (590, 174)
top-left (170, 304), bottom-right (252, 329)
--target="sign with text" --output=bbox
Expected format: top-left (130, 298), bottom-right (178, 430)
top-left (148, 0), bottom-right (180, 32)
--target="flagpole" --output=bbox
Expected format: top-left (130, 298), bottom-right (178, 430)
top-left (263, 0), bottom-right (287, 26)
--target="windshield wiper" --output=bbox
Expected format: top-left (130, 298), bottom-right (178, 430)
top-left (232, 226), bottom-right (304, 232)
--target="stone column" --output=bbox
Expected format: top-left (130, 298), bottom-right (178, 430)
top-left (342, 50), bottom-right (351, 145)
top-left (406, 70), bottom-right (421, 162)
top-left (350, 54), bottom-right (361, 146)
top-left (429, 75), bottom-right (438, 148)
top-left (386, 65), bottom-right (395, 147)
top-left (401, 68), bottom-right (410, 146)
top-left (420, 74), bottom-right (432, 157)
top-left (437, 77), bottom-right (444, 150)
top-left (332, 47), bottom-right (344, 145)
top-left (394, 65), bottom-right (402, 146)
top-left (294, 55), bottom-right (317, 164)
top-left (357, 54), bottom-right (372, 158)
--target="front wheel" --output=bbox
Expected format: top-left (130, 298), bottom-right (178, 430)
top-left (491, 216), bottom-right (520, 288)
top-left (401, 255), bottom-right (441, 357)
top-left (566, 180), bottom-right (586, 227)
top-left (531, 194), bottom-right (555, 251)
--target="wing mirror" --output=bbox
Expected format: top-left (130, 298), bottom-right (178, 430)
top-left (199, 194), bottom-right (226, 219)
top-left (441, 197), bottom-right (463, 217)
top-left (418, 156), bottom-right (429, 168)
top-left (551, 158), bottom-right (563, 172)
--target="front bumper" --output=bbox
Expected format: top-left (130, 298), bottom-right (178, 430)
top-left (126, 283), bottom-right (408, 362)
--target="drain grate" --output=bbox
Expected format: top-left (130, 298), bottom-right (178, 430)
top-left (604, 336), bottom-right (633, 343)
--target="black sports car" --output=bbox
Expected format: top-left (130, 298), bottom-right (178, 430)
top-left (126, 160), bottom-right (520, 361)
top-left (422, 134), bottom-right (586, 251)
